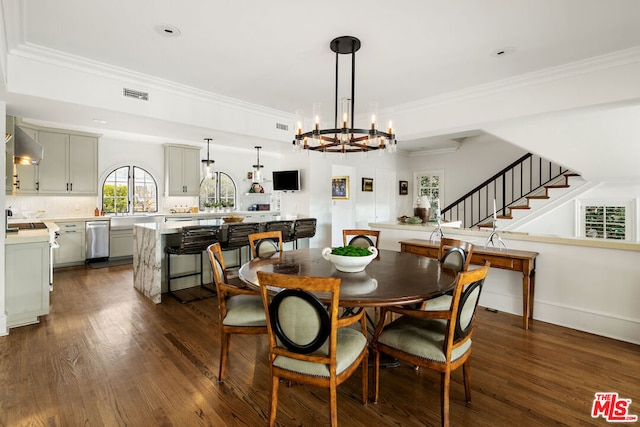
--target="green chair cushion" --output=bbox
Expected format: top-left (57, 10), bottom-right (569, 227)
top-left (273, 328), bottom-right (367, 377)
top-left (423, 295), bottom-right (452, 311)
top-left (223, 295), bottom-right (267, 327)
top-left (378, 316), bottom-right (471, 363)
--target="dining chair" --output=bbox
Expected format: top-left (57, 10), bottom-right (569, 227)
top-left (438, 237), bottom-right (474, 272)
top-left (342, 229), bottom-right (380, 249)
top-left (371, 262), bottom-right (490, 427)
top-left (248, 230), bottom-right (283, 259)
top-left (256, 271), bottom-right (369, 427)
top-left (422, 238), bottom-right (475, 311)
top-left (206, 243), bottom-right (267, 382)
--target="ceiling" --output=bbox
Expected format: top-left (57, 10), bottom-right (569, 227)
top-left (3, 0), bottom-right (640, 153)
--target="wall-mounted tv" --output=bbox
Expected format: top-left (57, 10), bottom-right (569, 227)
top-left (272, 170), bottom-right (300, 191)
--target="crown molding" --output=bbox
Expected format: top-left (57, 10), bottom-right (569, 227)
top-left (408, 145), bottom-right (461, 157)
top-left (8, 43), bottom-right (294, 121)
top-left (394, 45), bottom-right (640, 115)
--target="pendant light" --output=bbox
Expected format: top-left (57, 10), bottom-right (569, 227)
top-left (252, 146), bottom-right (264, 182)
top-left (201, 138), bottom-right (214, 179)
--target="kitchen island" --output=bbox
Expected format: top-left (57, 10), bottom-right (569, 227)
top-left (133, 216), bottom-right (312, 304)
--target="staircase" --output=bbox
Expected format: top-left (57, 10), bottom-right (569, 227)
top-left (476, 172), bottom-right (583, 230)
top-left (441, 153), bottom-right (582, 229)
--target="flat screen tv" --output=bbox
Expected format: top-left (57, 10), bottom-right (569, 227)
top-left (272, 170), bottom-right (300, 191)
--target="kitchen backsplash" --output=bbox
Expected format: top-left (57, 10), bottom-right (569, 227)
top-left (6, 195), bottom-right (199, 219)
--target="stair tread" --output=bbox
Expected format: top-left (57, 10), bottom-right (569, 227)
top-left (526, 195), bottom-right (549, 200)
top-left (545, 185), bottom-right (569, 189)
top-left (509, 206), bottom-right (530, 210)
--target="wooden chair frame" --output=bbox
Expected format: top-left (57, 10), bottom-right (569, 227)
top-left (206, 243), bottom-right (267, 382)
top-left (257, 271), bottom-right (368, 427)
top-left (248, 230), bottom-right (283, 259)
top-left (342, 229), bottom-right (380, 249)
top-left (372, 262), bottom-right (490, 427)
top-left (438, 237), bottom-right (474, 271)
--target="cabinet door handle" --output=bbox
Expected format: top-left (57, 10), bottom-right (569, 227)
top-left (15, 179), bottom-right (20, 189)
top-left (36, 182), bottom-right (39, 191)
top-left (66, 183), bottom-right (69, 191)
top-left (70, 183), bottom-right (73, 191)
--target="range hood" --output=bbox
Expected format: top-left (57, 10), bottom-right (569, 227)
top-left (13, 125), bottom-right (43, 165)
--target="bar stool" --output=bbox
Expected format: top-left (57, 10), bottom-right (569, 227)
top-left (166, 225), bottom-right (220, 303)
top-left (291, 218), bottom-right (317, 249)
top-left (264, 220), bottom-right (294, 245)
top-left (222, 222), bottom-right (260, 268)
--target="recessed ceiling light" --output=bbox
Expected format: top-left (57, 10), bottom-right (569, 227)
top-left (155, 24), bottom-right (181, 38)
top-left (491, 47), bottom-right (515, 57)
top-left (92, 119), bottom-right (107, 124)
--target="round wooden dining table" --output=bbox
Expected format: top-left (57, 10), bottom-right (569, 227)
top-left (238, 248), bottom-right (457, 308)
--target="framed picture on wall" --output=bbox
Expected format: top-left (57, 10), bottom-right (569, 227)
top-left (332, 176), bottom-right (349, 199)
top-left (399, 180), bottom-right (408, 195)
top-left (362, 177), bottom-right (373, 192)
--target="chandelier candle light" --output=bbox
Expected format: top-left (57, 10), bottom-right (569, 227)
top-left (293, 36), bottom-right (397, 154)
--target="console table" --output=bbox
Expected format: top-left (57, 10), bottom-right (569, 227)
top-left (399, 239), bottom-right (538, 329)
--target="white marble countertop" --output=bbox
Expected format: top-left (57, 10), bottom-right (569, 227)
top-left (5, 220), bottom-right (59, 245)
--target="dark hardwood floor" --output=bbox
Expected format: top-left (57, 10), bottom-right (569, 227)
top-left (1, 264), bottom-right (638, 426)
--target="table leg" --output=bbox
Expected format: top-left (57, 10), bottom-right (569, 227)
top-left (522, 273), bottom-right (530, 330)
top-left (529, 271), bottom-right (536, 322)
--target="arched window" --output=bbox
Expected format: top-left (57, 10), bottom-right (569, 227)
top-left (102, 166), bottom-right (158, 214)
top-left (199, 172), bottom-right (237, 210)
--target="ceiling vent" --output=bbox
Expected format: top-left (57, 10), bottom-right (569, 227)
top-left (123, 88), bottom-right (149, 101)
top-left (275, 123), bottom-right (288, 131)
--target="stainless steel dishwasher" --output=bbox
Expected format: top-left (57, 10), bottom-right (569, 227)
top-left (86, 220), bottom-right (110, 261)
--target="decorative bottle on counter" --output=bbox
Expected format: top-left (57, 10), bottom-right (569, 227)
top-left (94, 207), bottom-right (100, 216)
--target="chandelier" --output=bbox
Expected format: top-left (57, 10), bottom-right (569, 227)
top-left (201, 138), bottom-right (214, 178)
top-left (293, 36), bottom-right (397, 154)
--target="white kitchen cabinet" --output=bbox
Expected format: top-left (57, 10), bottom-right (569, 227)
top-left (165, 144), bottom-right (200, 196)
top-left (110, 228), bottom-right (133, 258)
top-left (54, 221), bottom-right (86, 266)
top-left (5, 241), bottom-right (50, 328)
top-left (38, 131), bottom-right (98, 195)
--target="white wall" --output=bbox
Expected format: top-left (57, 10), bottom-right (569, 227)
top-left (408, 133), bottom-right (528, 207)
top-left (283, 149), bottom-right (412, 248)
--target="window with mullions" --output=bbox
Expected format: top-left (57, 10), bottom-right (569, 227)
top-left (102, 166), bottom-right (158, 214)
top-left (199, 172), bottom-right (237, 209)
top-left (417, 173), bottom-right (441, 200)
top-left (583, 205), bottom-right (627, 240)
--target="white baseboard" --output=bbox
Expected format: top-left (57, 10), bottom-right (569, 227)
top-left (0, 313), bottom-right (8, 336)
top-left (480, 290), bottom-right (640, 345)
